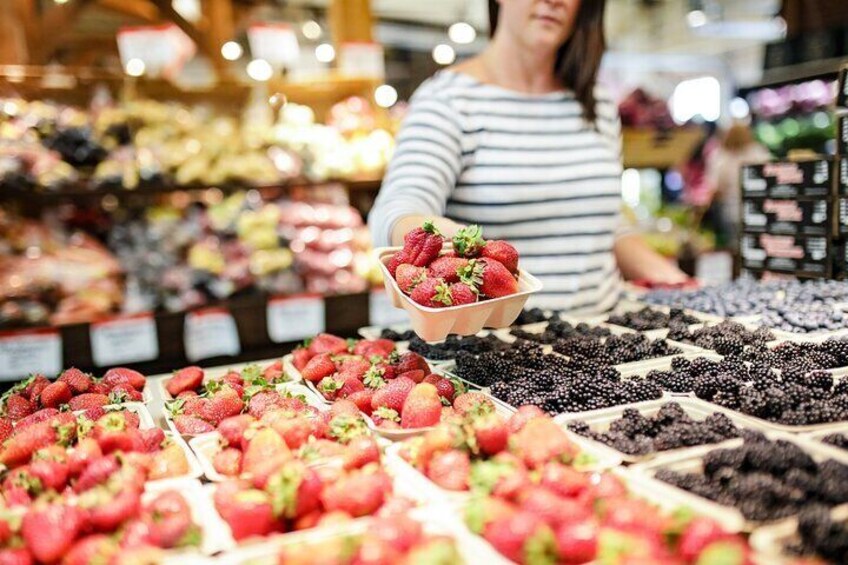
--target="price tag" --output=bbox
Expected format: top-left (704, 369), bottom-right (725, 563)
top-left (267, 295), bottom-right (325, 343)
top-left (247, 23), bottom-right (300, 69)
top-left (184, 308), bottom-right (241, 363)
top-left (339, 42), bottom-right (385, 79)
top-left (369, 288), bottom-right (409, 328)
top-left (90, 313), bottom-right (158, 367)
top-left (0, 328), bottom-right (62, 380)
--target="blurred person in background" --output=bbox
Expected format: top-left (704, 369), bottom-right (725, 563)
top-left (369, 0), bottom-right (689, 313)
top-left (705, 123), bottom-right (771, 250)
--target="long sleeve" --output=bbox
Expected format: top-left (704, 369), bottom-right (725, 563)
top-left (368, 94), bottom-right (465, 247)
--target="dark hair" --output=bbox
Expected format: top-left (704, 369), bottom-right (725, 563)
top-left (488, 0), bottom-right (607, 122)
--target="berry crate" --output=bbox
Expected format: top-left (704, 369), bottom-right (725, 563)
top-left (556, 397), bottom-right (776, 465)
top-left (156, 357), bottom-right (298, 402)
top-left (603, 300), bottom-right (713, 340)
top-left (629, 431), bottom-right (848, 532)
top-left (749, 505), bottom-right (848, 564)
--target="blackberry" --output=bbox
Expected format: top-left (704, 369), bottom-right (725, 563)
top-left (623, 379), bottom-right (662, 403)
top-left (703, 413), bottom-right (739, 439)
top-left (739, 390), bottom-right (771, 419)
top-left (823, 433), bottom-right (848, 450)
top-left (671, 356), bottom-right (691, 372)
top-left (703, 447), bottom-right (745, 477)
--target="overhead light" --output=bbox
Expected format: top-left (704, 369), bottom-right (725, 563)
top-left (54, 0), bottom-right (69, 4)
top-left (315, 43), bottom-right (335, 63)
top-left (125, 58), bottom-right (146, 77)
top-left (375, 84), bottom-right (398, 108)
top-left (448, 22), bottom-right (476, 44)
top-left (221, 41), bottom-right (243, 61)
top-left (729, 97), bottom-right (750, 119)
top-left (672, 76), bottom-right (721, 123)
top-left (246, 59), bottom-right (273, 81)
top-left (686, 10), bottom-right (708, 28)
top-left (432, 44), bottom-right (456, 66)
top-left (302, 20), bottom-right (322, 40)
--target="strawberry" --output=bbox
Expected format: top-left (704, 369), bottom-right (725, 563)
top-left (433, 378), bottom-right (457, 403)
top-left (678, 517), bottom-right (733, 562)
top-left (83, 486), bottom-right (142, 532)
top-left (453, 392), bottom-right (495, 416)
top-left (460, 258), bottom-right (518, 298)
top-left (353, 339), bottom-right (395, 359)
top-left (555, 519), bottom-right (598, 563)
top-left (271, 416), bottom-right (317, 450)
top-left (482, 240), bottom-right (519, 274)
top-left (0, 418), bottom-right (11, 443)
top-left (300, 353), bottom-right (336, 383)
top-left (320, 467), bottom-right (390, 517)
top-left (89, 382), bottom-right (109, 396)
top-left (242, 428), bottom-right (289, 476)
top-left (58, 368), bottom-right (93, 394)
top-left (343, 437), bottom-right (381, 470)
top-left (386, 249), bottom-right (408, 277)
top-left (484, 511), bottom-right (557, 565)
top-left (28, 458), bottom-right (68, 491)
top-left (1, 418), bottom-right (73, 468)
top-left (247, 391), bottom-right (285, 419)
top-left (402, 221), bottom-right (444, 267)
top-left (317, 377), bottom-right (343, 401)
top-left (371, 376), bottom-right (415, 413)
top-left (519, 486), bottom-right (591, 529)
top-left (395, 264), bottom-right (429, 293)
top-left (14, 408), bottom-right (59, 430)
top-left (149, 442), bottom-right (190, 480)
top-left (4, 394), bottom-right (34, 421)
top-left (510, 417), bottom-right (579, 469)
top-left (338, 375), bottom-right (365, 398)
top-left (508, 405), bottom-right (547, 433)
top-left (426, 449), bottom-right (470, 491)
top-left (108, 384), bottom-right (144, 403)
top-left (337, 357), bottom-right (371, 379)
top-left (63, 534), bottom-right (118, 565)
top-left (401, 383), bottom-right (442, 429)
top-left (0, 549), bottom-right (33, 565)
top-left (138, 428), bottom-right (166, 452)
top-left (217, 414), bottom-right (256, 447)
top-left (213, 447), bottom-right (243, 476)
top-left (173, 415), bottom-right (214, 435)
top-left (428, 255), bottom-right (469, 283)
top-left (394, 352), bottom-right (430, 375)
top-left (38, 381), bottom-right (72, 409)
top-left (199, 389), bottom-right (244, 426)
top-left (21, 503), bottom-right (84, 563)
top-left (80, 406), bottom-right (107, 423)
top-left (372, 514), bottom-right (424, 552)
top-left (452, 224), bottom-right (485, 258)
top-left (213, 481), bottom-right (277, 540)
top-left (472, 413), bottom-right (509, 455)
top-left (68, 393), bottom-right (110, 412)
top-left (423, 374), bottom-right (440, 385)
top-left (176, 390), bottom-right (198, 399)
top-left (266, 462), bottom-right (323, 519)
top-left (67, 438), bottom-right (103, 478)
top-left (539, 461), bottom-right (591, 499)
top-left (144, 491), bottom-right (195, 549)
top-left (449, 282), bottom-right (477, 305)
top-left (308, 333), bottom-right (348, 356)
top-left (102, 367), bottom-right (147, 391)
top-left (396, 369), bottom-right (425, 383)
top-left (327, 414), bottom-right (369, 445)
top-left (166, 366), bottom-right (204, 397)
top-left (410, 278), bottom-right (453, 308)
top-left (371, 407), bottom-right (401, 427)
top-left (291, 347), bottom-right (312, 371)
top-left (347, 389), bottom-right (375, 415)
top-left (262, 360), bottom-right (285, 383)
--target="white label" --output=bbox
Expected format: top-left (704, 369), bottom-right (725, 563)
top-left (0, 330), bottom-right (62, 380)
top-left (90, 314), bottom-right (158, 367)
top-left (248, 23), bottom-right (300, 69)
top-left (184, 309), bottom-right (241, 362)
top-left (267, 295), bottom-right (325, 343)
top-left (369, 289), bottom-right (409, 328)
top-left (116, 24), bottom-right (196, 79)
top-left (339, 43), bottom-right (385, 79)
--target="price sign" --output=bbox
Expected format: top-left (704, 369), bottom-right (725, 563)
top-left (90, 313), bottom-right (158, 367)
top-left (339, 42), bottom-right (385, 79)
top-left (184, 308), bottom-right (241, 362)
top-left (117, 23), bottom-right (196, 79)
top-left (369, 288), bottom-right (409, 328)
top-left (247, 23), bottom-right (300, 69)
top-left (0, 328), bottom-right (62, 380)
top-left (267, 295), bottom-right (325, 343)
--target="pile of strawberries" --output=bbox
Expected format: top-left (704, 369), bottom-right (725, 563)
top-left (271, 511), bottom-right (461, 564)
top-left (386, 222), bottom-right (521, 308)
top-left (208, 394), bottom-right (379, 478)
top-left (466, 469), bottom-right (752, 565)
top-left (0, 488), bottom-right (201, 565)
top-left (165, 360), bottom-right (291, 435)
top-left (1, 367), bottom-right (147, 426)
top-left (293, 333), bottom-right (471, 429)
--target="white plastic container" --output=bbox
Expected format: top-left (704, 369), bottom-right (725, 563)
top-left (749, 505), bottom-right (848, 564)
top-left (376, 246), bottom-right (543, 342)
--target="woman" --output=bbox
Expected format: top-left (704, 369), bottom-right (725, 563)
top-left (369, 0), bottom-right (687, 312)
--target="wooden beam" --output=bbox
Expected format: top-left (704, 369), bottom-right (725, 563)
top-left (329, 0), bottom-right (374, 45)
top-left (31, 0), bottom-right (94, 64)
top-left (96, 0), bottom-right (160, 22)
top-left (13, 0), bottom-right (37, 57)
top-left (202, 0), bottom-right (235, 52)
top-left (149, 0), bottom-right (229, 76)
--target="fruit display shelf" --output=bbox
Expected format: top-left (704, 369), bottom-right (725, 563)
top-left (557, 398), bottom-right (777, 465)
top-left (155, 357), bottom-right (297, 403)
top-left (630, 431), bottom-right (848, 532)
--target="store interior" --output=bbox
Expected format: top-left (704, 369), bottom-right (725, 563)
top-left (0, 0), bottom-right (847, 563)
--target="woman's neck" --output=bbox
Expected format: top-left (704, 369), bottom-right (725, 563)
top-left (478, 34), bottom-right (561, 94)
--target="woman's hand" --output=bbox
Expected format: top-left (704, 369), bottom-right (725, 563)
top-left (614, 234), bottom-right (692, 285)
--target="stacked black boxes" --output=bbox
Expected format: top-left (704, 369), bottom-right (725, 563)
top-left (739, 63), bottom-right (848, 280)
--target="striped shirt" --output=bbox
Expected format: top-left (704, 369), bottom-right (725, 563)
top-left (368, 70), bottom-right (625, 313)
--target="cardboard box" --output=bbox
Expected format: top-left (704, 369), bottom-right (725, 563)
top-left (740, 159), bottom-right (834, 199)
top-left (741, 198), bottom-right (831, 236)
top-left (741, 232), bottom-right (831, 277)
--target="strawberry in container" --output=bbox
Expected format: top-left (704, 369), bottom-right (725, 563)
top-left (377, 222), bottom-right (542, 341)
